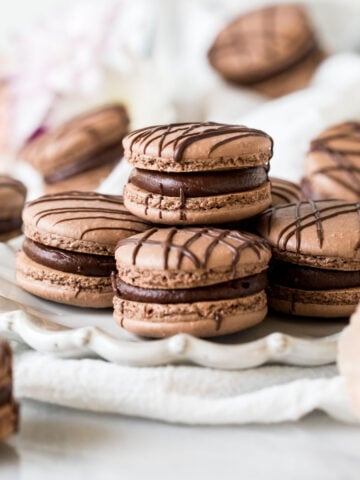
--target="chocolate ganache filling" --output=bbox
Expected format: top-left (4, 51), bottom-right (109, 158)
top-left (130, 166), bottom-right (268, 197)
top-left (269, 260), bottom-right (360, 291)
top-left (0, 217), bottom-right (22, 234)
top-left (113, 271), bottom-right (267, 304)
top-left (23, 238), bottom-right (115, 277)
top-left (44, 142), bottom-right (124, 184)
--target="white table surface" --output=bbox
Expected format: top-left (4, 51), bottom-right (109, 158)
top-left (1, 399), bottom-right (360, 479)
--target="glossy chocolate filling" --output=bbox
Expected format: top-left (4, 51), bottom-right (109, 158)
top-left (129, 166), bottom-right (268, 197)
top-left (44, 142), bottom-right (124, 184)
top-left (0, 217), bottom-right (22, 234)
top-left (0, 384), bottom-right (11, 407)
top-left (23, 238), bottom-right (115, 277)
top-left (113, 271), bottom-right (267, 304)
top-left (269, 260), bottom-right (360, 291)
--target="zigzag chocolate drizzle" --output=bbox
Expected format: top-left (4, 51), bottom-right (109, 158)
top-left (309, 122), bottom-right (360, 196)
top-left (127, 122), bottom-right (273, 162)
top-left (261, 200), bottom-right (360, 253)
top-left (117, 227), bottom-right (270, 276)
top-left (27, 191), bottom-right (150, 240)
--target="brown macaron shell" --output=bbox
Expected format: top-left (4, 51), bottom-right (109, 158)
top-left (0, 338), bottom-right (18, 442)
top-left (303, 122), bottom-right (360, 202)
top-left (21, 104), bottom-right (129, 187)
top-left (0, 175), bottom-right (27, 240)
top-left (123, 122), bottom-right (273, 172)
top-left (113, 227), bottom-right (271, 337)
top-left (270, 177), bottom-right (302, 206)
top-left (256, 200), bottom-right (360, 317)
top-left (208, 4), bottom-right (323, 97)
top-left (17, 191), bottom-right (150, 308)
top-left (123, 122), bottom-right (273, 224)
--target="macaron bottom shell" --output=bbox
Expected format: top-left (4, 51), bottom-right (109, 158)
top-left (124, 182), bottom-right (271, 225)
top-left (113, 291), bottom-right (267, 338)
top-left (16, 251), bottom-right (113, 308)
top-left (268, 284), bottom-right (360, 318)
top-left (43, 161), bottom-right (118, 195)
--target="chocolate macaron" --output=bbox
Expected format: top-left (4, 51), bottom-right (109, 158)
top-left (0, 337), bottom-right (18, 442)
top-left (16, 191), bottom-right (150, 308)
top-left (0, 175), bottom-right (27, 241)
top-left (123, 122), bottom-right (273, 225)
top-left (256, 200), bottom-right (360, 317)
top-left (208, 4), bottom-right (324, 98)
top-left (270, 177), bottom-right (302, 206)
top-left (302, 122), bottom-right (360, 202)
top-left (21, 104), bottom-right (129, 193)
top-left (113, 227), bottom-right (271, 337)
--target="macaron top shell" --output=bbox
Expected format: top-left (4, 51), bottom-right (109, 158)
top-left (115, 227), bottom-right (271, 289)
top-left (21, 104), bottom-right (129, 176)
top-left (0, 175), bottom-right (27, 219)
top-left (256, 200), bottom-right (360, 270)
top-left (23, 191), bottom-right (150, 255)
top-left (305, 121), bottom-right (360, 201)
top-left (208, 4), bottom-right (317, 84)
top-left (123, 122), bottom-right (273, 172)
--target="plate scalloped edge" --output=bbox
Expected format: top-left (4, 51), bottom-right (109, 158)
top-left (0, 307), bottom-right (339, 370)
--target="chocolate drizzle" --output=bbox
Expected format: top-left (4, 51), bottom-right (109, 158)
top-left (117, 227), bottom-right (270, 277)
top-left (307, 122), bottom-right (360, 198)
top-left (261, 200), bottom-right (360, 254)
top-left (126, 122), bottom-right (273, 162)
top-left (26, 191), bottom-right (150, 241)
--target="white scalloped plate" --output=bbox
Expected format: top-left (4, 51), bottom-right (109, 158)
top-left (0, 237), bottom-right (345, 369)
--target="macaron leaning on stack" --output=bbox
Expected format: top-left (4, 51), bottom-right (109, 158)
top-left (16, 191), bottom-right (150, 308)
top-left (123, 122), bottom-right (273, 224)
top-left (0, 175), bottom-right (27, 241)
top-left (256, 200), bottom-right (360, 317)
top-left (113, 227), bottom-right (271, 337)
top-left (20, 104), bottom-right (129, 193)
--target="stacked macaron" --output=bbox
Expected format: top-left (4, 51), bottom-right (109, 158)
top-left (113, 227), bottom-right (271, 337)
top-left (123, 122), bottom-right (273, 224)
top-left (256, 200), bottom-right (360, 317)
top-left (21, 104), bottom-right (129, 193)
top-left (208, 4), bottom-right (324, 98)
top-left (0, 337), bottom-right (18, 442)
top-left (107, 121), bottom-right (274, 337)
top-left (0, 175), bottom-right (27, 241)
top-left (16, 192), bottom-right (150, 308)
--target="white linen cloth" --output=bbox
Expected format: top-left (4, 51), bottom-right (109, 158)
top-left (13, 349), bottom-right (358, 424)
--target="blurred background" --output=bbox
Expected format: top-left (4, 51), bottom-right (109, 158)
top-left (1, 0), bottom-right (360, 197)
